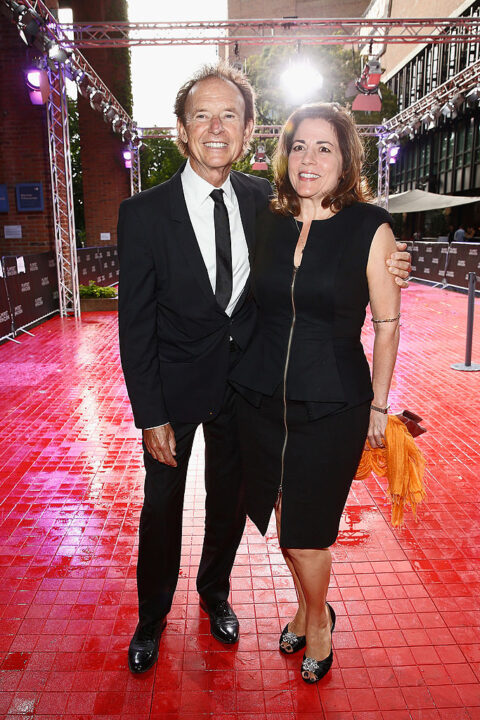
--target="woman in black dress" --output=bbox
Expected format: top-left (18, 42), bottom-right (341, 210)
top-left (231, 103), bottom-right (401, 682)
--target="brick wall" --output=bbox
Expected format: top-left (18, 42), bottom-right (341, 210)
top-left (61, 0), bottom-right (131, 248)
top-left (0, 18), bottom-right (55, 256)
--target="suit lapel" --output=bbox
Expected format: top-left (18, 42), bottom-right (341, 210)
top-left (231, 171), bottom-right (256, 256)
top-left (168, 165), bottom-right (215, 304)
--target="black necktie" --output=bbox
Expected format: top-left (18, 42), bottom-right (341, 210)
top-left (210, 189), bottom-right (232, 310)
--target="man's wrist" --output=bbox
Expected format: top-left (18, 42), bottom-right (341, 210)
top-left (144, 422), bottom-right (169, 430)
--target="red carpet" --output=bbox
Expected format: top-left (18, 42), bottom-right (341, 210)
top-left (0, 282), bottom-right (479, 719)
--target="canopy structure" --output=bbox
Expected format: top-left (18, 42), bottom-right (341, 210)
top-left (388, 189), bottom-right (480, 214)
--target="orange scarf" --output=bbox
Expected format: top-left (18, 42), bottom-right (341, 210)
top-left (355, 415), bottom-right (427, 527)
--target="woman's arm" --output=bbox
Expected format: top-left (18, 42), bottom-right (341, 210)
top-left (366, 222), bottom-right (401, 449)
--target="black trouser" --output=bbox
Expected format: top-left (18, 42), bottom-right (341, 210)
top-left (136, 355), bottom-right (246, 626)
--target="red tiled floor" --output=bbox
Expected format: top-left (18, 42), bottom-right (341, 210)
top-left (0, 282), bottom-right (479, 718)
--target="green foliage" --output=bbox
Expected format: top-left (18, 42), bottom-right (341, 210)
top-left (140, 137), bottom-right (185, 188)
top-left (67, 97), bottom-right (85, 240)
top-left (79, 281), bottom-right (117, 298)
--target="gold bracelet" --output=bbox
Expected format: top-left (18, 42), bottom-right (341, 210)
top-left (371, 312), bottom-right (401, 324)
top-left (371, 404), bottom-right (390, 414)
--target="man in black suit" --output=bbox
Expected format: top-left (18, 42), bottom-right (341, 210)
top-left (118, 63), bottom-right (411, 674)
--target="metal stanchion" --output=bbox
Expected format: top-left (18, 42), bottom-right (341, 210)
top-left (451, 272), bottom-right (480, 371)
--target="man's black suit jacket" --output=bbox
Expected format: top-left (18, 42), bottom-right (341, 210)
top-left (117, 164), bottom-right (271, 429)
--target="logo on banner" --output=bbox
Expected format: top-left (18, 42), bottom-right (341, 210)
top-left (469, 249), bottom-right (478, 256)
top-left (424, 268), bottom-right (430, 274)
top-left (432, 258), bottom-right (439, 264)
top-left (49, 259), bottom-right (55, 267)
top-left (30, 262), bottom-right (38, 272)
top-left (35, 297), bottom-right (43, 307)
top-left (458, 260), bottom-right (465, 267)
top-left (21, 282), bottom-right (30, 292)
top-left (0, 311), bottom-right (9, 323)
top-left (7, 266), bottom-right (16, 276)
top-left (14, 305), bottom-right (23, 315)
top-left (41, 277), bottom-right (49, 286)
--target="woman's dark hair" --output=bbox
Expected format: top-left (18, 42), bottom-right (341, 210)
top-left (271, 102), bottom-right (372, 216)
top-left (174, 62), bottom-right (256, 158)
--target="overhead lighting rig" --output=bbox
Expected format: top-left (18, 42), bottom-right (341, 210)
top-left (1, 0), bottom-right (138, 145)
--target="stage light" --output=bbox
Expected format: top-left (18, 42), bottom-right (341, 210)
top-left (17, 9), bottom-right (43, 45)
top-left (25, 68), bottom-right (49, 105)
top-left (280, 59), bottom-right (323, 105)
top-left (47, 42), bottom-right (69, 63)
top-left (89, 89), bottom-right (104, 111)
top-left (122, 126), bottom-right (133, 144)
top-left (112, 117), bottom-right (124, 133)
top-left (123, 150), bottom-right (132, 169)
top-left (466, 85), bottom-right (480, 106)
top-left (103, 105), bottom-right (118, 123)
top-left (251, 143), bottom-right (270, 171)
top-left (388, 145), bottom-right (400, 164)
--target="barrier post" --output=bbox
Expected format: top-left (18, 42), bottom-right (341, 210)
top-left (451, 272), bottom-right (480, 371)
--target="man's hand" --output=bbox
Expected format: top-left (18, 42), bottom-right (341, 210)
top-left (143, 424), bottom-right (177, 467)
top-left (386, 241), bottom-right (411, 288)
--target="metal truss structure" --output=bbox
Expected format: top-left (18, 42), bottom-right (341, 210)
top-left (139, 123), bottom-right (390, 208)
top-left (46, 63), bottom-right (80, 318)
top-left (2, 0), bottom-right (136, 317)
top-left (58, 17), bottom-right (480, 48)
top-left (383, 58), bottom-right (480, 133)
top-left (139, 124), bottom-right (386, 140)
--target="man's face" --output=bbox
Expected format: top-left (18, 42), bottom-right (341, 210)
top-left (177, 77), bottom-right (254, 185)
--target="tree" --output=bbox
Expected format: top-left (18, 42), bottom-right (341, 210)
top-left (67, 97), bottom-right (86, 246)
top-left (140, 136), bottom-right (185, 189)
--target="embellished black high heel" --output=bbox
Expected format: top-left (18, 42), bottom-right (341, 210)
top-left (279, 623), bottom-right (306, 654)
top-left (301, 602), bottom-right (336, 683)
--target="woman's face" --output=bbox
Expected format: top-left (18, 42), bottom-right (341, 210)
top-left (287, 118), bottom-right (344, 204)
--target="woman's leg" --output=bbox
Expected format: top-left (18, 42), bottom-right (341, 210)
top-left (275, 498), bottom-right (306, 640)
top-left (286, 546), bottom-right (333, 680)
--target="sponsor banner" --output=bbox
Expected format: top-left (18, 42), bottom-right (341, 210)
top-left (0, 269), bottom-right (13, 339)
top-left (2, 251), bottom-right (59, 332)
top-left (408, 241), bottom-right (480, 289)
top-left (77, 246), bottom-right (119, 286)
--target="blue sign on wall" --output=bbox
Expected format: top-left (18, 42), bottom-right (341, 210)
top-left (0, 185), bottom-right (8, 213)
top-left (16, 182), bottom-right (44, 212)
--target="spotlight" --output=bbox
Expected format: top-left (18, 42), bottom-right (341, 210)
top-left (17, 9), bottom-right (43, 45)
top-left (251, 143), bottom-right (270, 171)
top-left (25, 67), bottom-right (49, 105)
top-left (130, 134), bottom-right (142, 149)
top-left (123, 150), bottom-right (132, 169)
top-left (122, 126), bottom-right (133, 144)
top-left (280, 59), bottom-right (323, 105)
top-left (103, 105), bottom-right (118, 123)
top-left (47, 42), bottom-right (70, 63)
top-left (351, 58), bottom-right (383, 112)
top-left (112, 117), bottom-right (124, 133)
top-left (466, 85), bottom-right (480, 106)
top-left (89, 89), bottom-right (104, 111)
top-left (388, 145), bottom-right (400, 164)
top-left (440, 99), bottom-right (456, 118)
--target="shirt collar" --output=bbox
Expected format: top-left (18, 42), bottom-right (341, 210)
top-left (182, 159), bottom-right (234, 207)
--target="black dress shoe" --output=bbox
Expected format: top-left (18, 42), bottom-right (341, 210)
top-left (301, 602), bottom-right (336, 684)
top-left (200, 599), bottom-right (239, 644)
top-left (128, 618), bottom-right (167, 674)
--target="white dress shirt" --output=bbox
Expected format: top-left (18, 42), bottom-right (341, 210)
top-left (181, 159), bottom-right (250, 317)
top-left (145, 160), bottom-right (250, 429)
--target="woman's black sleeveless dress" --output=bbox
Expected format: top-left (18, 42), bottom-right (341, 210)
top-left (230, 202), bottom-right (393, 549)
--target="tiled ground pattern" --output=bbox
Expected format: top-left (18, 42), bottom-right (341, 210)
top-left (0, 282), bottom-right (479, 719)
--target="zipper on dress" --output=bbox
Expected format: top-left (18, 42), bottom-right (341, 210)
top-left (278, 264), bottom-right (299, 500)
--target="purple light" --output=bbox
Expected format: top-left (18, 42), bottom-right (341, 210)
top-left (123, 150), bottom-right (132, 169)
top-left (389, 145), bottom-right (401, 164)
top-left (26, 70), bottom-right (41, 89)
